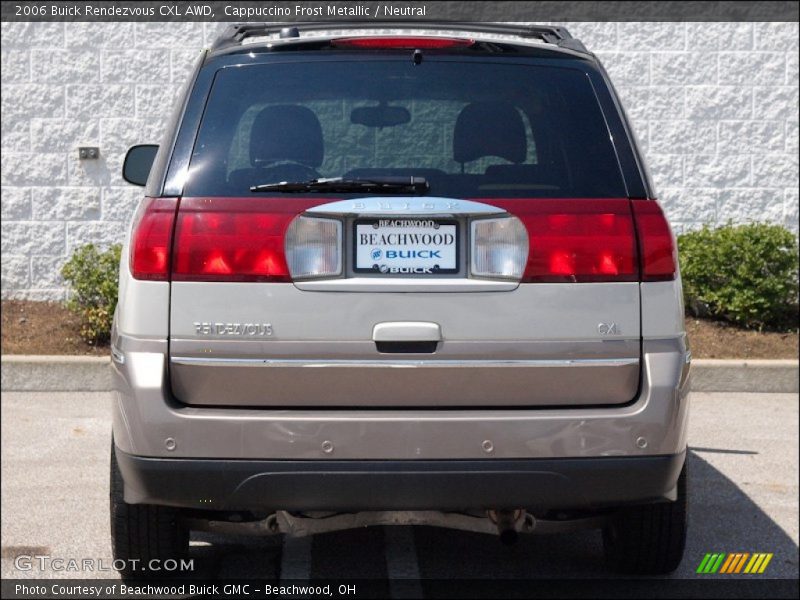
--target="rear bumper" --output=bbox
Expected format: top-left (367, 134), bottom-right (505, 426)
top-left (110, 336), bottom-right (691, 461)
top-left (116, 447), bottom-right (686, 512)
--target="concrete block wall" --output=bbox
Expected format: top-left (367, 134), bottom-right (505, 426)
top-left (1, 22), bottom-right (798, 300)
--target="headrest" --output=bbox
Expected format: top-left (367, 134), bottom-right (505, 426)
top-left (250, 105), bottom-right (324, 168)
top-left (453, 102), bottom-right (527, 165)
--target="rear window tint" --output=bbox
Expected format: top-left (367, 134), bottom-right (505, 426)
top-left (185, 60), bottom-right (626, 198)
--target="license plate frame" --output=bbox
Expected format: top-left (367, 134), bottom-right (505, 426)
top-left (353, 218), bottom-right (460, 275)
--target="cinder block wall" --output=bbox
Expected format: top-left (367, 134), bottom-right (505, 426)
top-left (1, 22), bottom-right (798, 300)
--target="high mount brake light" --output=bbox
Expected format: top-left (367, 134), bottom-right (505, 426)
top-left (331, 37), bottom-right (474, 49)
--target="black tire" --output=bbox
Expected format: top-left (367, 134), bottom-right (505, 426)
top-left (110, 441), bottom-right (189, 580)
top-left (602, 460), bottom-right (687, 575)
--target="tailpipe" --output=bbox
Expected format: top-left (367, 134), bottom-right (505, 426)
top-left (500, 527), bottom-right (518, 546)
top-left (488, 509), bottom-right (530, 545)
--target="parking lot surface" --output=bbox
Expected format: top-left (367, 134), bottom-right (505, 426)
top-left (1, 391), bottom-right (797, 584)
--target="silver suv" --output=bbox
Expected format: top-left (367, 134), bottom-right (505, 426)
top-left (112, 22), bottom-right (691, 577)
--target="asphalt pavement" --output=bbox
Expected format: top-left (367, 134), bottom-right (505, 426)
top-left (1, 391), bottom-right (797, 587)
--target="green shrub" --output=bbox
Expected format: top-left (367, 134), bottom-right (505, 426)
top-left (60, 244), bottom-right (122, 344)
top-left (678, 223), bottom-right (799, 331)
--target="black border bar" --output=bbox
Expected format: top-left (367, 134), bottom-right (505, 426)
top-left (2, 1), bottom-right (798, 23)
top-left (2, 578), bottom-right (799, 599)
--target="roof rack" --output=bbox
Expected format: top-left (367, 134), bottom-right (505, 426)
top-left (210, 21), bottom-right (588, 54)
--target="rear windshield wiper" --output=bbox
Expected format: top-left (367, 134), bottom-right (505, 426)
top-left (250, 176), bottom-right (429, 195)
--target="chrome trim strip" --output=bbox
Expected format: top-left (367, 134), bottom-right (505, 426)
top-left (305, 197), bottom-right (506, 216)
top-left (170, 357), bottom-right (640, 369)
top-left (293, 278), bottom-right (519, 292)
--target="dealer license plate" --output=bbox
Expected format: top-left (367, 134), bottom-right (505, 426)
top-left (354, 218), bottom-right (459, 275)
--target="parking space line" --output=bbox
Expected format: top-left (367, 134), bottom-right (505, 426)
top-left (384, 526), bottom-right (423, 599)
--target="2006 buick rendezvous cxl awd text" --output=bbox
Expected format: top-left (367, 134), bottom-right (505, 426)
top-left (112, 22), bottom-right (691, 577)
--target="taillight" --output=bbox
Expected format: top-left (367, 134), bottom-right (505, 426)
top-left (130, 197), bottom-right (178, 281)
top-left (490, 199), bottom-right (639, 283)
top-left (487, 198), bottom-right (677, 283)
top-left (470, 217), bottom-right (529, 280)
top-left (632, 200), bottom-right (678, 281)
top-left (331, 37), bottom-right (474, 49)
top-left (285, 216), bottom-right (343, 279)
top-left (170, 198), bottom-right (324, 282)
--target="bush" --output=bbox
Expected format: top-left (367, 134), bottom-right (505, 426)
top-left (60, 244), bottom-right (122, 344)
top-left (678, 223), bottom-right (799, 331)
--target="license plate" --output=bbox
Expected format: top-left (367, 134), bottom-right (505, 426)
top-left (354, 218), bottom-right (458, 275)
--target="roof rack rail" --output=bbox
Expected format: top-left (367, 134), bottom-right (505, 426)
top-left (210, 21), bottom-right (588, 54)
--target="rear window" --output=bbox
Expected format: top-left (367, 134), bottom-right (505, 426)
top-left (184, 60), bottom-right (626, 198)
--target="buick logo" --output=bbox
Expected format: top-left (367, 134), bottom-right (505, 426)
top-left (351, 201), bottom-right (461, 211)
top-left (378, 265), bottom-right (390, 274)
top-left (371, 248), bottom-right (382, 260)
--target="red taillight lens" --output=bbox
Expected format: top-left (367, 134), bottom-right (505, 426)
top-left (632, 200), bottom-right (677, 281)
top-left (486, 198), bottom-right (677, 283)
top-left (332, 37), bottom-right (474, 49)
top-left (130, 197), bottom-right (179, 281)
top-left (171, 198), bottom-right (323, 282)
top-left (488, 199), bottom-right (639, 283)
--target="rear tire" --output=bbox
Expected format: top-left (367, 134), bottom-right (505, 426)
top-left (602, 460), bottom-right (687, 575)
top-left (110, 441), bottom-right (189, 580)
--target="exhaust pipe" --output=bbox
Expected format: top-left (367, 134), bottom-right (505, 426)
top-left (488, 509), bottom-right (526, 545)
top-left (499, 528), bottom-right (518, 546)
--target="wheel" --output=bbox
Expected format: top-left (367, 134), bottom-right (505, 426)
top-left (110, 441), bottom-right (189, 580)
top-left (602, 460), bottom-right (687, 575)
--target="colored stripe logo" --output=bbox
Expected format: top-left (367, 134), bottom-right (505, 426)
top-left (697, 553), bottom-right (773, 574)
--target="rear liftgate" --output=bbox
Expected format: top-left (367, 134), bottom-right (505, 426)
top-left (124, 195), bottom-right (675, 408)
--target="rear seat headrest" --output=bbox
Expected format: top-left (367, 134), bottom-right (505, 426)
top-left (453, 102), bottom-right (527, 165)
top-left (250, 105), bottom-right (324, 168)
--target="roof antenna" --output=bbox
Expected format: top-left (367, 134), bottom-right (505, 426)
top-left (279, 27), bottom-right (299, 39)
top-left (412, 49), bottom-right (423, 65)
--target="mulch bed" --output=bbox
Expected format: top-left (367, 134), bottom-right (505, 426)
top-left (1, 300), bottom-right (109, 356)
top-left (1, 300), bottom-right (798, 359)
top-left (684, 318), bottom-right (797, 359)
